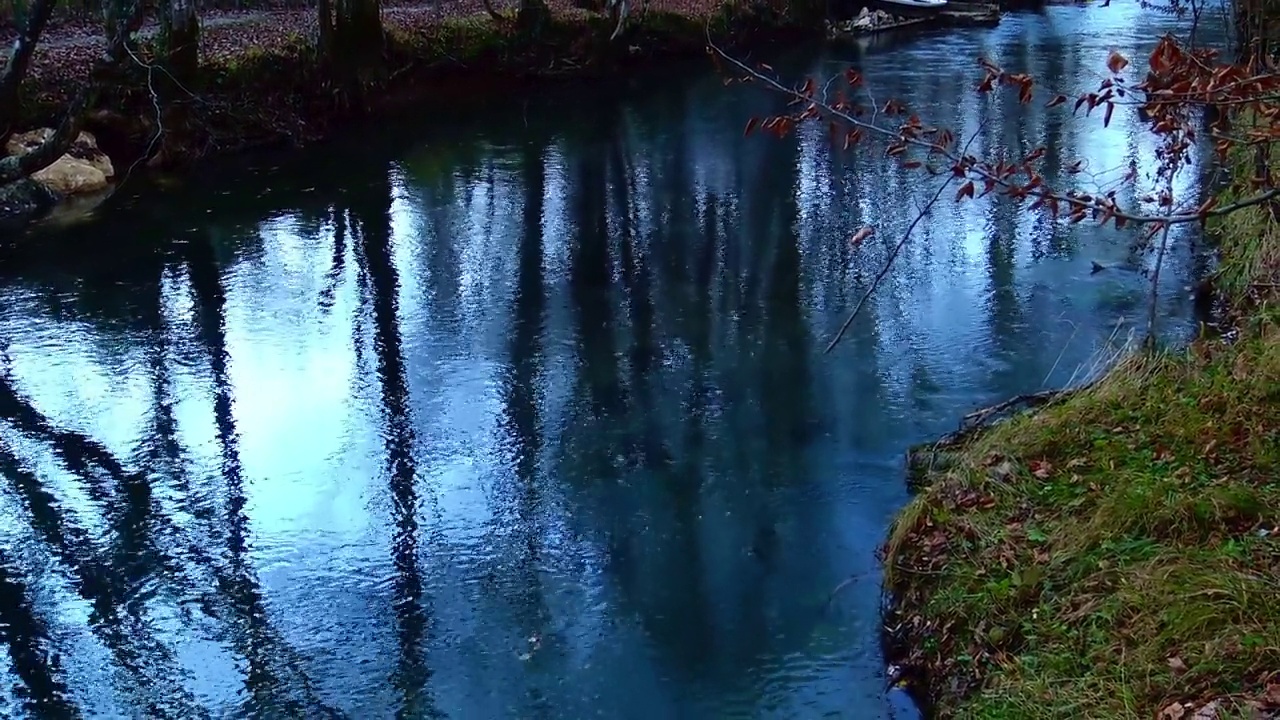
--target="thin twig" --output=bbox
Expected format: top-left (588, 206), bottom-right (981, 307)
top-left (824, 121), bottom-right (987, 354)
top-left (1146, 219), bottom-right (1175, 343)
top-left (123, 42), bottom-right (164, 183)
top-left (825, 174), bottom-right (954, 354)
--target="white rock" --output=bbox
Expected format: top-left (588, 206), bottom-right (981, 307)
top-left (31, 158), bottom-right (110, 196)
top-left (5, 128), bottom-right (115, 196)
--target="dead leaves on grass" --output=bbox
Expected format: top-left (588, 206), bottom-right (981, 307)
top-left (1158, 680), bottom-right (1280, 720)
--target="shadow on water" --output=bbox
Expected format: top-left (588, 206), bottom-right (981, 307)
top-left (0, 6), bottom-right (1228, 718)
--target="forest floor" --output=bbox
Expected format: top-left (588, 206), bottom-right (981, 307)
top-left (882, 148), bottom-right (1280, 718)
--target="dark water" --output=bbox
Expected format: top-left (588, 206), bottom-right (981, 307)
top-left (0, 6), bottom-right (1223, 718)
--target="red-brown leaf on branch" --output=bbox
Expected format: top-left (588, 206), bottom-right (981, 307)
top-left (799, 77), bottom-right (815, 98)
top-left (1197, 196), bottom-right (1218, 216)
top-left (850, 226), bottom-right (874, 246)
top-left (980, 179), bottom-right (997, 197)
top-left (1019, 82), bottom-right (1034, 105)
top-left (955, 181), bottom-right (976, 202)
top-left (843, 128), bottom-right (863, 150)
top-left (845, 68), bottom-right (863, 87)
top-left (903, 160), bottom-right (923, 169)
top-left (1074, 94), bottom-right (1090, 114)
top-left (1107, 50), bottom-right (1130, 74)
top-left (1148, 35), bottom-right (1180, 75)
top-left (886, 142), bottom-right (907, 157)
top-left (744, 117), bottom-right (760, 137)
top-left (759, 62), bottom-right (774, 72)
top-left (1067, 159), bottom-right (1085, 174)
top-left (1046, 94), bottom-right (1067, 109)
top-left (978, 74), bottom-right (996, 93)
top-left (1104, 102), bottom-right (1116, 127)
top-left (1024, 147), bottom-right (1046, 164)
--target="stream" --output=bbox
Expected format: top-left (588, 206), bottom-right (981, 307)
top-left (0, 5), bottom-right (1224, 718)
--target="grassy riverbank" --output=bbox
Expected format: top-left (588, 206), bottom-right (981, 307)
top-left (11, 0), bottom-right (813, 164)
top-left (882, 168), bottom-right (1280, 716)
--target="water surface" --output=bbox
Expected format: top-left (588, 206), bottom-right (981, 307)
top-left (0, 6), bottom-right (1220, 718)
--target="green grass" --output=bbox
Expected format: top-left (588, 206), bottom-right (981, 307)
top-left (883, 179), bottom-right (1280, 718)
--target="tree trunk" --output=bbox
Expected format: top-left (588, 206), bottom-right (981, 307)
top-left (516, 0), bottom-right (550, 34)
top-left (332, 0), bottom-right (383, 63)
top-left (159, 0), bottom-right (200, 83)
top-left (0, 0), bottom-right (58, 143)
top-left (153, 0), bottom-right (201, 167)
top-left (324, 0), bottom-right (384, 107)
top-left (317, 0), bottom-right (335, 58)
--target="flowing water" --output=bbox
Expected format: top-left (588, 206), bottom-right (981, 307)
top-left (0, 5), bottom-right (1225, 718)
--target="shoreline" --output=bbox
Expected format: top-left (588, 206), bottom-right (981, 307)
top-left (878, 188), bottom-right (1279, 719)
top-left (10, 2), bottom-right (817, 178)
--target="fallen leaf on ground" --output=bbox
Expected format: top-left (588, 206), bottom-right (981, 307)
top-left (1167, 656), bottom-right (1189, 674)
top-left (989, 460), bottom-right (1016, 481)
top-left (1192, 700), bottom-right (1222, 720)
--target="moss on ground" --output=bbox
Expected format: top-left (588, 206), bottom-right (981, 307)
top-left (883, 159), bottom-right (1280, 719)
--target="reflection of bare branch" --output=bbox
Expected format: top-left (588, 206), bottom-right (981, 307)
top-left (0, 438), bottom-right (209, 719)
top-left (0, 379), bottom-right (142, 492)
top-left (0, 548), bottom-right (78, 719)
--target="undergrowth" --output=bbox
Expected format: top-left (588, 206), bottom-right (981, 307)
top-left (883, 178), bottom-right (1280, 718)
